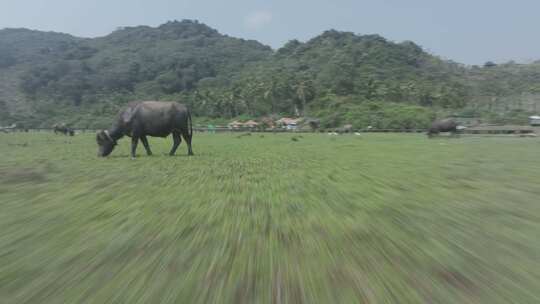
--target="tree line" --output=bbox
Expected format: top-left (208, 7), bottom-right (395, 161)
top-left (1, 20), bottom-right (539, 128)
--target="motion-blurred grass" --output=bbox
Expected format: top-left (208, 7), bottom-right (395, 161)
top-left (1, 132), bottom-right (539, 303)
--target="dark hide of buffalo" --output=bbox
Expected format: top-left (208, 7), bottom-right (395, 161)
top-left (96, 101), bottom-right (193, 158)
top-left (427, 119), bottom-right (458, 137)
top-left (53, 123), bottom-right (74, 136)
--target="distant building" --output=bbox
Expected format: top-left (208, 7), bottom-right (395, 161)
top-left (228, 121), bottom-right (244, 129)
top-left (276, 117), bottom-right (302, 130)
top-left (243, 120), bottom-right (259, 129)
top-left (529, 116), bottom-right (540, 126)
top-left (286, 122), bottom-right (298, 130)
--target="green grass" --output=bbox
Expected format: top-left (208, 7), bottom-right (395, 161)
top-left (1, 132), bottom-right (539, 303)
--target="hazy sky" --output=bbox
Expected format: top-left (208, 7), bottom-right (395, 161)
top-left (1, 0), bottom-right (539, 65)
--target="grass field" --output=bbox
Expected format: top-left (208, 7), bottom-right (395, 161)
top-left (1, 132), bottom-right (539, 303)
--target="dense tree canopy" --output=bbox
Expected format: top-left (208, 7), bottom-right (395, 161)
top-left (1, 20), bottom-right (539, 128)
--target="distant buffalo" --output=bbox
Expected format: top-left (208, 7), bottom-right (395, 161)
top-left (0, 123), bottom-right (16, 133)
top-left (304, 118), bottom-right (320, 131)
top-left (341, 124), bottom-right (353, 134)
top-left (96, 101), bottom-right (193, 158)
top-left (53, 123), bottom-right (74, 136)
top-left (427, 119), bottom-right (458, 137)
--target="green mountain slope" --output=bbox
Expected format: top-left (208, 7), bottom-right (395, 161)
top-left (1, 20), bottom-right (539, 128)
top-left (0, 28), bottom-right (83, 123)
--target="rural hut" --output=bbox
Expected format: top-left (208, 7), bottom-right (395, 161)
top-left (276, 117), bottom-right (302, 130)
top-left (529, 115), bottom-right (540, 126)
top-left (244, 120), bottom-right (259, 129)
top-left (228, 120), bottom-right (244, 130)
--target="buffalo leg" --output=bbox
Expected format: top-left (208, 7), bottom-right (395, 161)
top-left (131, 137), bottom-right (139, 158)
top-left (181, 130), bottom-right (194, 156)
top-left (140, 136), bottom-right (153, 156)
top-left (169, 132), bottom-right (182, 156)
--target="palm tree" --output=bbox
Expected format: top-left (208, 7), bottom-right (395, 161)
top-left (220, 91), bottom-right (237, 118)
top-left (262, 76), bottom-right (279, 114)
top-left (292, 81), bottom-right (305, 116)
top-left (240, 81), bottom-right (259, 116)
top-left (292, 79), bottom-right (314, 116)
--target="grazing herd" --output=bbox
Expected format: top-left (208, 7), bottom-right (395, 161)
top-left (4, 100), bottom-right (471, 158)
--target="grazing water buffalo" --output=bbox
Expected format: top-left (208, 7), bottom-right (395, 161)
top-left (0, 123), bottom-right (16, 133)
top-left (96, 101), bottom-right (193, 158)
top-left (53, 123), bottom-right (74, 136)
top-left (427, 118), bottom-right (458, 137)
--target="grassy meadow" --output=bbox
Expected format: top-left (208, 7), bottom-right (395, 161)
top-left (1, 132), bottom-right (539, 303)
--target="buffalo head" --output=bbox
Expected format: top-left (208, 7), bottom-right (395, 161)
top-left (96, 130), bottom-right (117, 157)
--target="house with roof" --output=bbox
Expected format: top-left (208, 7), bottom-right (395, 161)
top-left (529, 115), bottom-right (540, 126)
top-left (276, 117), bottom-right (302, 130)
top-left (243, 120), bottom-right (259, 129)
top-left (228, 120), bottom-right (244, 129)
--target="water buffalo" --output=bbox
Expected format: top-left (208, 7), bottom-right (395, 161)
top-left (96, 101), bottom-right (193, 158)
top-left (0, 123), bottom-right (16, 133)
top-left (427, 118), bottom-right (458, 137)
top-left (53, 123), bottom-right (74, 136)
top-left (304, 118), bottom-right (320, 131)
top-left (341, 124), bottom-right (354, 134)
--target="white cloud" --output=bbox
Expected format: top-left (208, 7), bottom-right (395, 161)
top-left (244, 10), bottom-right (273, 31)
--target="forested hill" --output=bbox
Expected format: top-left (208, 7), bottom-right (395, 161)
top-left (1, 20), bottom-right (539, 128)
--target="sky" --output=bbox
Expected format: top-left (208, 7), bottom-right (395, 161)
top-left (1, 0), bottom-right (539, 65)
